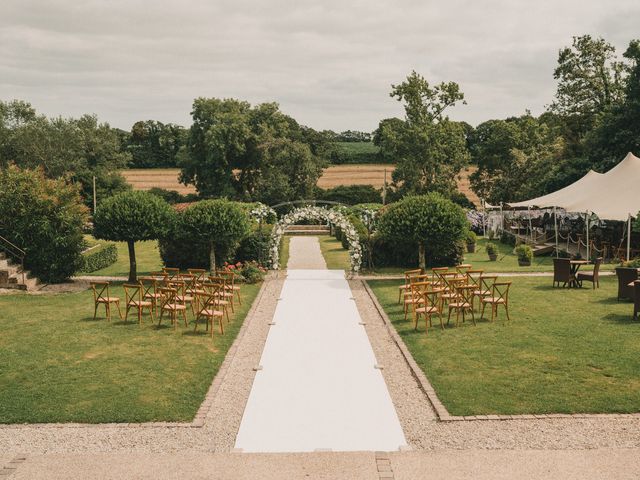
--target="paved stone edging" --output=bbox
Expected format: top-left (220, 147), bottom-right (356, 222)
top-left (361, 279), bottom-right (640, 423)
top-left (0, 276), bottom-right (272, 431)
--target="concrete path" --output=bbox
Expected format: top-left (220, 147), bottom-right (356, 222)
top-left (235, 236), bottom-right (406, 452)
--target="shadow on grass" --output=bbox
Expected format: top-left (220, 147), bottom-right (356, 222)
top-left (601, 312), bottom-right (637, 325)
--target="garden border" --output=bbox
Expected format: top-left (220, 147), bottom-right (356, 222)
top-left (0, 274), bottom-right (272, 430)
top-left (361, 279), bottom-right (640, 422)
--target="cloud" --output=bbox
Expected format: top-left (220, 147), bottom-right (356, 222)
top-left (1, 0), bottom-right (639, 131)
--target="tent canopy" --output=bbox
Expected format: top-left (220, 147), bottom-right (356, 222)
top-left (508, 152), bottom-right (640, 221)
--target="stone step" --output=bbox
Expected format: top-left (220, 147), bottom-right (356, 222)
top-left (284, 224), bottom-right (330, 231)
top-left (0, 252), bottom-right (41, 291)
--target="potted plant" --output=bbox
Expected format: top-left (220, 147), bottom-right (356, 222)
top-left (515, 244), bottom-right (533, 267)
top-left (465, 230), bottom-right (477, 253)
top-left (486, 242), bottom-right (498, 261)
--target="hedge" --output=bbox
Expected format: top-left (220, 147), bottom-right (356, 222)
top-left (78, 243), bottom-right (118, 273)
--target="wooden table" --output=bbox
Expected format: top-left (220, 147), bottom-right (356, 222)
top-left (569, 260), bottom-right (590, 288)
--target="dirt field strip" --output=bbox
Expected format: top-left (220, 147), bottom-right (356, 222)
top-left (121, 165), bottom-right (479, 205)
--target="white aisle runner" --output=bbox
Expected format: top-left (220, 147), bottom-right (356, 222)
top-left (234, 237), bottom-right (406, 452)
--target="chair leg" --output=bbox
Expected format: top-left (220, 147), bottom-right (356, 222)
top-left (106, 303), bottom-right (111, 322)
top-left (138, 307), bottom-right (142, 326)
top-left (182, 309), bottom-right (188, 327)
top-left (439, 312), bottom-right (444, 330)
top-left (480, 302), bottom-right (486, 320)
top-left (115, 301), bottom-right (123, 319)
top-left (470, 307), bottom-right (476, 326)
top-left (504, 304), bottom-right (511, 321)
top-left (219, 316), bottom-right (224, 334)
top-left (236, 290), bottom-right (242, 305)
top-left (93, 303), bottom-right (98, 321)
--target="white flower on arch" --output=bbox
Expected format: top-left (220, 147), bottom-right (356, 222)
top-left (269, 206), bottom-right (362, 272)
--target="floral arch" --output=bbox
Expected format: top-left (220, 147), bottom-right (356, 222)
top-left (269, 206), bottom-right (362, 272)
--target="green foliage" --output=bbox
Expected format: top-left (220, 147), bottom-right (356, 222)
top-left (515, 244), bottom-right (533, 262)
top-left (465, 230), bottom-right (477, 244)
top-left (315, 185), bottom-right (382, 205)
top-left (180, 199), bottom-right (250, 271)
top-left (377, 193), bottom-right (468, 268)
top-left (223, 261), bottom-right (267, 284)
top-left (78, 243), bottom-right (118, 273)
top-left (0, 166), bottom-right (88, 282)
top-left (235, 230), bottom-right (271, 265)
top-left (93, 191), bottom-right (175, 243)
top-left (328, 141), bottom-right (380, 164)
top-left (179, 98), bottom-right (325, 202)
top-left (0, 102), bottom-right (131, 207)
top-left (125, 120), bottom-right (187, 168)
top-left (147, 187), bottom-right (199, 204)
top-left (376, 71), bottom-right (469, 197)
top-left (485, 242), bottom-right (498, 255)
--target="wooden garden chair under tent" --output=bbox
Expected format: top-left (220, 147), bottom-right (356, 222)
top-left (410, 284), bottom-right (443, 332)
top-left (447, 284), bottom-right (476, 327)
top-left (162, 267), bottom-right (180, 281)
top-left (481, 282), bottom-right (512, 322)
top-left (123, 283), bottom-right (155, 325)
top-left (203, 280), bottom-right (232, 322)
top-left (158, 287), bottom-right (187, 329)
top-left (139, 276), bottom-right (162, 314)
top-left (552, 258), bottom-right (574, 288)
top-left (194, 289), bottom-right (225, 337)
top-left (217, 270), bottom-right (242, 305)
top-left (91, 281), bottom-right (122, 322)
top-left (577, 257), bottom-right (603, 289)
top-left (398, 269), bottom-right (423, 303)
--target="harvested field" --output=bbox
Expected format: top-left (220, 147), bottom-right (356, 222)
top-left (122, 164), bottom-right (480, 205)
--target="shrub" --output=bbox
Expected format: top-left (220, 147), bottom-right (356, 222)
top-left (465, 230), bottom-right (477, 244)
top-left (221, 261), bottom-right (267, 284)
top-left (377, 193), bottom-right (469, 269)
top-left (500, 230), bottom-right (516, 246)
top-left (235, 230), bottom-right (271, 265)
top-left (0, 166), bottom-right (88, 282)
top-left (315, 185), bottom-right (382, 205)
top-left (180, 200), bottom-right (250, 272)
top-left (147, 188), bottom-right (199, 205)
top-left (78, 243), bottom-right (118, 273)
top-left (486, 242), bottom-right (498, 255)
top-left (93, 191), bottom-right (175, 282)
top-left (515, 244), bottom-right (533, 262)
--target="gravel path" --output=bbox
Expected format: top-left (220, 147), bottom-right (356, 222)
top-left (286, 236), bottom-right (326, 269)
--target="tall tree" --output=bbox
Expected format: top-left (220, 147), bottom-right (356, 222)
top-left (375, 71), bottom-right (469, 197)
top-left (126, 120), bottom-right (187, 168)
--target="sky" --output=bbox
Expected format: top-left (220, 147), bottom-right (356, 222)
top-left (1, 0), bottom-right (639, 133)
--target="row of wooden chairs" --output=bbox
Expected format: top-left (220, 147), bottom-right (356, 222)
top-left (90, 267), bottom-right (243, 339)
top-left (397, 266), bottom-right (512, 333)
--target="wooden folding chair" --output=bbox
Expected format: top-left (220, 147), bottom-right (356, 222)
top-left (411, 284), bottom-right (443, 332)
top-left (168, 279), bottom-right (195, 317)
top-left (481, 282), bottom-right (512, 322)
top-left (139, 276), bottom-right (162, 315)
top-left (91, 281), bottom-right (122, 321)
top-left (398, 269), bottom-right (423, 303)
top-left (456, 264), bottom-right (473, 275)
top-left (447, 284), bottom-right (476, 327)
top-left (431, 267), bottom-right (449, 286)
top-left (162, 267), bottom-right (180, 281)
top-left (203, 280), bottom-right (232, 322)
top-left (217, 270), bottom-right (242, 305)
top-left (439, 273), bottom-right (462, 308)
top-left (472, 275), bottom-right (497, 311)
top-left (194, 289), bottom-right (225, 337)
top-left (188, 268), bottom-right (207, 283)
top-left (209, 275), bottom-right (235, 312)
top-left (158, 287), bottom-right (187, 329)
top-left (465, 270), bottom-right (484, 309)
top-left (123, 283), bottom-right (155, 325)
top-left (402, 274), bottom-right (430, 318)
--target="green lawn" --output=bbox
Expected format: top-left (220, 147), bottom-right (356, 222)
top-left (0, 282), bottom-right (261, 423)
top-left (368, 276), bottom-right (640, 415)
top-left (84, 239), bottom-right (163, 277)
top-left (280, 236), bottom-right (290, 269)
top-left (318, 235), bottom-right (351, 270)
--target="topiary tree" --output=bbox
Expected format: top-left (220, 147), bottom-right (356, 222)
top-left (93, 191), bottom-right (175, 282)
top-left (0, 165), bottom-right (88, 283)
top-left (180, 200), bottom-right (250, 272)
top-left (377, 193), bottom-right (468, 270)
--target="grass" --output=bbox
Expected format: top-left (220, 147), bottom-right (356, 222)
top-left (280, 236), bottom-right (290, 269)
top-left (83, 239), bottom-right (163, 277)
top-left (318, 235), bottom-right (351, 270)
top-left (368, 276), bottom-right (640, 415)
top-left (0, 282), bottom-right (261, 423)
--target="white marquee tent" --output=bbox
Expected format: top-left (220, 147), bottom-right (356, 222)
top-left (507, 152), bottom-right (640, 260)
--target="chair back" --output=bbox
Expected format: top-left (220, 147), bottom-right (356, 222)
top-left (553, 258), bottom-right (572, 282)
top-left (139, 276), bottom-right (158, 297)
top-left (616, 267), bottom-right (639, 300)
top-left (196, 290), bottom-right (222, 316)
top-left (492, 282), bottom-right (512, 303)
top-left (188, 269), bottom-right (207, 282)
top-left (162, 267), bottom-right (180, 280)
top-left (158, 287), bottom-right (178, 308)
top-left (179, 274), bottom-right (198, 293)
top-left (123, 283), bottom-right (143, 307)
top-left (90, 281), bottom-right (110, 303)
top-left (456, 264), bottom-right (472, 275)
top-left (479, 275), bottom-right (498, 293)
top-left (218, 270), bottom-right (236, 287)
top-left (456, 285), bottom-right (476, 305)
top-left (465, 270), bottom-right (484, 289)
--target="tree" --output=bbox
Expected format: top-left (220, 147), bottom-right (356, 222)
top-left (375, 71), bottom-right (469, 197)
top-left (377, 193), bottom-right (468, 270)
top-left (0, 165), bottom-right (88, 283)
top-left (180, 200), bottom-right (250, 272)
top-left (93, 191), bottom-right (174, 282)
top-left (125, 120), bottom-right (187, 168)
top-left (179, 97), bottom-right (325, 202)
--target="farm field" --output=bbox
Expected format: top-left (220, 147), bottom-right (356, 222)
top-left (121, 165), bottom-right (480, 205)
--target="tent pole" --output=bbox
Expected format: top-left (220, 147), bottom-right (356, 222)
top-left (627, 214), bottom-right (632, 262)
top-left (528, 206), bottom-right (533, 244)
top-left (481, 199), bottom-right (486, 237)
top-left (585, 211), bottom-right (590, 260)
top-left (554, 206), bottom-right (559, 258)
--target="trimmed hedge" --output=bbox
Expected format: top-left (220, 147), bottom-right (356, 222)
top-left (78, 243), bottom-right (118, 273)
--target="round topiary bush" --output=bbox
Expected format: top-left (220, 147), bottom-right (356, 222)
top-left (377, 193), bottom-right (469, 269)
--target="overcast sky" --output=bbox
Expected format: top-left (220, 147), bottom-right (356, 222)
top-left (1, 1), bottom-right (639, 132)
